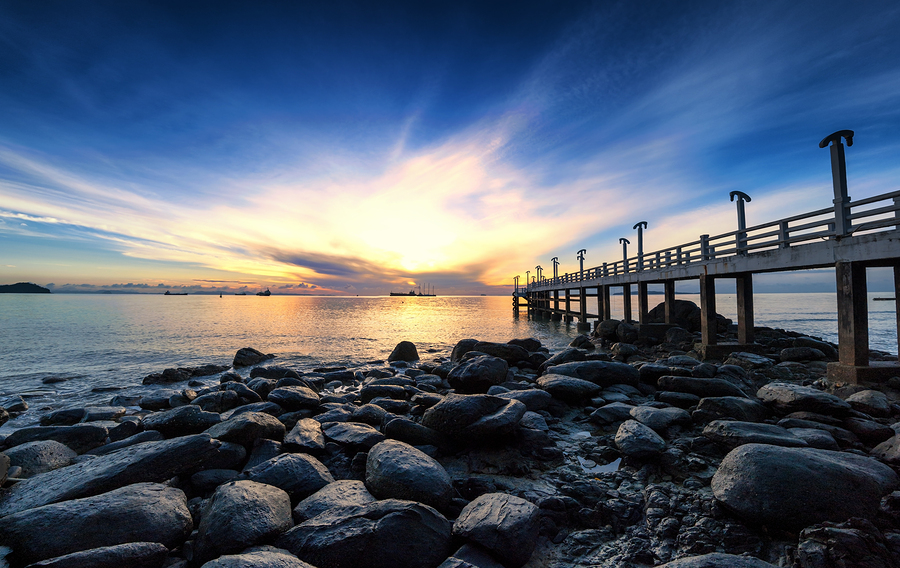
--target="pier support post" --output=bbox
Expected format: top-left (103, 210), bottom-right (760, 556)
top-left (637, 281), bottom-right (649, 324)
top-left (664, 280), bottom-right (676, 324)
top-left (895, 265), bottom-right (900, 362)
top-left (565, 289), bottom-right (572, 322)
top-left (554, 290), bottom-right (560, 314)
top-left (601, 285), bottom-right (611, 322)
top-left (623, 284), bottom-right (632, 323)
top-left (578, 286), bottom-right (590, 330)
top-left (699, 274), bottom-right (717, 345)
top-left (736, 273), bottom-right (755, 344)
top-left (836, 261), bottom-right (868, 366)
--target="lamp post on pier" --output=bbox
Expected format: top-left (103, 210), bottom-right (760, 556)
top-left (819, 129), bottom-right (854, 237)
top-left (633, 221), bottom-right (647, 270)
top-left (514, 275), bottom-right (520, 295)
top-left (577, 249), bottom-right (586, 281)
top-left (729, 191), bottom-right (751, 254)
top-left (551, 257), bottom-right (559, 283)
top-left (619, 238), bottom-right (630, 273)
top-left (525, 270), bottom-right (530, 293)
top-left (535, 266), bottom-right (543, 286)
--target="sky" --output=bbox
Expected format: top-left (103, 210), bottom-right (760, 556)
top-left (1, 1), bottom-right (899, 295)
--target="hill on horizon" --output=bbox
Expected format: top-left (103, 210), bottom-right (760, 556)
top-left (0, 282), bottom-right (52, 294)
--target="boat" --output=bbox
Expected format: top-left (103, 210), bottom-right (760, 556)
top-left (874, 297), bottom-right (896, 301)
top-left (389, 284), bottom-right (436, 297)
top-left (256, 288), bottom-right (271, 296)
top-left (164, 290), bottom-right (188, 296)
top-left (234, 292), bottom-right (247, 296)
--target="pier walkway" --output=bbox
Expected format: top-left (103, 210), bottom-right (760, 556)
top-left (517, 131), bottom-right (900, 384)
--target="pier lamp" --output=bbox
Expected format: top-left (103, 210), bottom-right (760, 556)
top-left (619, 238), bottom-right (630, 272)
top-left (632, 222), bottom-right (647, 270)
top-left (577, 249), bottom-right (586, 281)
top-left (551, 257), bottom-right (559, 282)
top-left (535, 265), bottom-right (543, 285)
top-left (729, 192), bottom-right (751, 254)
top-left (526, 270), bottom-right (530, 292)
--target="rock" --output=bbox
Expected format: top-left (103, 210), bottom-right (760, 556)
top-left (780, 347), bottom-right (826, 362)
top-left (629, 405), bottom-right (690, 432)
top-left (664, 327), bottom-right (695, 345)
top-left (692, 396), bottom-right (769, 424)
top-left (222, 381), bottom-right (263, 403)
top-left (366, 440), bottom-right (453, 511)
top-left (200, 546), bottom-right (316, 568)
top-left (494, 389), bottom-right (551, 411)
top-left (870, 435), bottom-right (900, 465)
top-left (191, 469), bottom-right (241, 492)
top-left (141, 367), bottom-right (191, 385)
top-left (243, 453), bottom-right (334, 504)
top-left (0, 483), bottom-right (191, 565)
top-left (508, 338), bottom-right (541, 352)
top-left (711, 444), bottom-right (899, 531)
top-left (724, 352), bottom-right (775, 370)
top-left (539, 347), bottom-right (586, 371)
top-left (234, 347), bottom-right (275, 367)
top-left (616, 322), bottom-right (639, 344)
top-left (321, 421), bottom-right (385, 449)
top-left (448, 355), bottom-right (509, 394)
top-left (86, 431), bottom-right (165, 456)
top-left (206, 411), bottom-right (286, 448)
top-left (846, 390), bottom-right (892, 418)
top-left (193, 480), bottom-right (293, 563)
top-left (656, 552), bottom-right (780, 567)
top-left (788, 428), bottom-right (840, 450)
top-left (191, 390), bottom-right (240, 413)
top-left (284, 418), bottom-right (326, 453)
top-left (536, 374), bottom-right (601, 403)
top-left (23, 542), bottom-right (169, 568)
top-left (702, 420), bottom-right (808, 448)
top-left (293, 480), bottom-right (377, 522)
top-left (0, 452), bottom-right (8, 485)
top-left (439, 544), bottom-right (506, 568)
top-left (472, 342), bottom-right (529, 364)
top-left (0, 434), bottom-right (230, 517)
top-left (589, 402), bottom-right (635, 425)
top-left (1, 424), bottom-right (109, 454)
top-left (570, 334), bottom-right (595, 350)
top-left (452, 493), bottom-right (539, 568)
top-left (546, 361), bottom-right (639, 387)
top-left (796, 518), bottom-right (896, 568)
top-left (383, 417), bottom-right (445, 447)
top-left (615, 420), bottom-right (666, 458)
top-left (844, 417), bottom-right (894, 445)
top-left (793, 336), bottom-right (839, 360)
top-left (421, 394), bottom-right (526, 444)
top-left (276, 499), bottom-right (452, 568)
top-left (40, 408), bottom-right (87, 426)
top-left (388, 341), bottom-right (419, 362)
top-left (268, 386), bottom-right (321, 412)
top-left (451, 339), bottom-right (481, 362)
top-left (3, 440), bottom-right (76, 477)
top-left (757, 383), bottom-right (852, 415)
top-left (142, 405), bottom-right (222, 438)
top-left (646, 299), bottom-right (731, 334)
top-left (360, 384), bottom-right (407, 403)
top-left (657, 376), bottom-right (747, 398)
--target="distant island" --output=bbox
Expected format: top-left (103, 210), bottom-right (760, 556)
top-left (0, 282), bottom-right (52, 294)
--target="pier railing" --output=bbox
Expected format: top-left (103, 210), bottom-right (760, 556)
top-left (535, 189), bottom-right (900, 288)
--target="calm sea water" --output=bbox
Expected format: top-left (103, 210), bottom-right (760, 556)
top-left (0, 293), bottom-right (896, 430)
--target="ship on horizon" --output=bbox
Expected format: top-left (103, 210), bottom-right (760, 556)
top-left (390, 284), bottom-right (436, 297)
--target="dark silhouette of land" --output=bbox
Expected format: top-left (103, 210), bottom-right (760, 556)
top-left (0, 282), bottom-right (51, 293)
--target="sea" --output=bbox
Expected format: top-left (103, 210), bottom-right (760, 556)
top-left (0, 293), bottom-right (897, 431)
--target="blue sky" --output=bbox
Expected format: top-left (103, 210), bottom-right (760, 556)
top-left (1, 0), bottom-right (899, 294)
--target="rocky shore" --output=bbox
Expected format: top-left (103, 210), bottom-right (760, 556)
top-left (2, 306), bottom-right (900, 568)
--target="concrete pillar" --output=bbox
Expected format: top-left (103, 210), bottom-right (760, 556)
top-left (578, 287), bottom-right (590, 330)
top-left (601, 285), bottom-right (611, 322)
top-left (664, 280), bottom-right (676, 324)
top-left (565, 289), bottom-right (571, 321)
top-left (894, 265), bottom-right (900, 362)
top-left (554, 289), bottom-right (560, 316)
top-left (736, 273), bottom-right (754, 344)
top-left (699, 274), bottom-right (717, 345)
top-left (597, 286), bottom-right (606, 321)
top-left (835, 261), bottom-right (868, 366)
top-left (637, 281), bottom-right (649, 324)
top-left (623, 284), bottom-right (632, 323)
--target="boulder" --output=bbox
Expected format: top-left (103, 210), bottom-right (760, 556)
top-left (757, 383), bottom-right (852, 416)
top-left (657, 376), bottom-right (747, 398)
top-left (87, 431), bottom-right (165, 456)
top-left (656, 552), bottom-right (780, 567)
top-left (447, 355), bottom-right (509, 394)
top-left (206, 411), bottom-right (286, 448)
top-left (1, 424), bottom-right (108, 454)
top-left (360, 384), bottom-right (407, 403)
top-left (276, 499), bottom-right (452, 568)
top-left (293, 480), bottom-right (377, 522)
top-left (780, 347), bottom-right (826, 362)
top-left (142, 405), bottom-right (222, 438)
top-left (846, 390), bottom-right (892, 418)
top-left (452, 493), bottom-right (540, 568)
top-left (451, 339), bottom-right (480, 362)
top-left (366, 440), bottom-right (453, 511)
top-left (711, 444), bottom-right (899, 530)
top-left (508, 338), bottom-right (541, 352)
top-left (388, 341), bottom-right (419, 362)
top-left (472, 342), bottom-right (529, 364)
top-left (243, 453), bottom-right (334, 504)
top-left (321, 421), bottom-right (385, 449)
top-left (536, 374), bottom-right (601, 403)
top-left (692, 397), bottom-right (768, 424)
top-left (494, 389), bottom-right (551, 411)
top-left (421, 394), bottom-right (526, 443)
top-left (538, 347), bottom-right (586, 372)
top-left (793, 336), bottom-right (839, 360)
top-left (284, 418), bottom-right (326, 453)
top-left (629, 405), bottom-right (691, 432)
top-left (193, 480), bottom-right (294, 563)
top-left (438, 544), bottom-right (506, 568)
top-left (267, 386), bottom-right (321, 412)
top-left (383, 417), bottom-right (445, 448)
top-left (234, 347), bottom-right (275, 367)
top-left (191, 469), bottom-right (242, 492)
top-left (24, 542), bottom-right (169, 568)
top-left (589, 402), bottom-right (635, 425)
top-left (200, 546), bottom-right (316, 568)
top-left (615, 420), bottom-right (666, 458)
top-left (646, 299), bottom-right (731, 333)
top-left (0, 434), bottom-right (230, 517)
top-left (702, 420), bottom-right (808, 448)
top-left (3, 440), bottom-right (76, 477)
top-left (546, 361), bottom-right (639, 387)
top-left (0, 483), bottom-right (191, 565)
top-left (870, 435), bottom-right (900, 465)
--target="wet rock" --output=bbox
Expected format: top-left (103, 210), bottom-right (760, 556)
top-left (1, 424), bottom-right (109, 454)
top-left (3, 440), bottom-right (76, 477)
top-left (23, 542), bottom-right (169, 568)
top-left (724, 352), bottom-right (775, 370)
top-left (243, 453), bottom-right (334, 504)
top-left (223, 381), bottom-right (263, 403)
top-left (869, 435), bottom-right (900, 465)
top-left (539, 347), bottom-right (586, 371)
top-left (191, 468), bottom-right (241, 492)
top-left (656, 552), bottom-right (780, 567)
top-left (293, 479), bottom-right (377, 522)
top-left (547, 361), bottom-right (640, 387)
top-left (494, 388), bottom-right (551, 411)
top-left (509, 337), bottom-right (542, 352)
top-left (448, 355), bottom-right (510, 393)
top-left (793, 336), bottom-right (839, 360)
top-left (691, 397), bottom-right (768, 424)
top-left (86, 431), bottom-right (164, 456)
top-left (702, 420), bottom-right (808, 448)
top-left (846, 390), bottom-right (892, 418)
top-left (473, 341), bottom-right (529, 364)
top-left (421, 394), bottom-right (526, 444)
top-left (321, 421), bottom-right (385, 449)
top-left (0, 434), bottom-right (229, 516)
top-left (383, 417), bottom-right (445, 447)
top-left (536, 374), bottom-right (601, 403)
top-left (711, 444), bottom-right (899, 531)
top-left (40, 407), bottom-right (87, 426)
top-left (143, 405), bottom-right (222, 438)
top-left (268, 386), bottom-right (321, 412)
top-left (366, 440), bottom-right (453, 510)
top-left (388, 340), bottom-right (419, 362)
top-left (451, 339), bottom-right (481, 362)
top-left (193, 480), bottom-right (293, 563)
top-left (796, 518), bottom-right (897, 568)
top-left (284, 418), bottom-right (326, 453)
top-left (350, 403), bottom-right (389, 426)
top-left (250, 366), bottom-right (300, 380)
top-left (453, 493), bottom-right (540, 568)
top-left (629, 405), bottom-right (691, 432)
top-left (191, 390), bottom-right (240, 413)
top-left (615, 419), bottom-right (666, 458)
top-left (234, 347), bottom-right (275, 367)
top-left (780, 347), bottom-right (826, 362)
top-left (657, 376), bottom-right (747, 398)
top-left (784, 428), bottom-right (839, 450)
top-left (844, 417), bottom-right (894, 445)
top-left (206, 411), bottom-right (286, 448)
top-left (276, 499), bottom-right (452, 568)
top-left (360, 384), bottom-right (407, 403)
top-left (438, 544), bottom-right (506, 568)
top-left (0, 482), bottom-right (191, 565)
top-left (589, 402), bottom-right (635, 425)
top-left (757, 383), bottom-right (852, 416)
top-left (200, 546), bottom-right (316, 568)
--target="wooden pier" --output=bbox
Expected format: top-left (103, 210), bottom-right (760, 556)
top-left (514, 131), bottom-right (900, 384)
